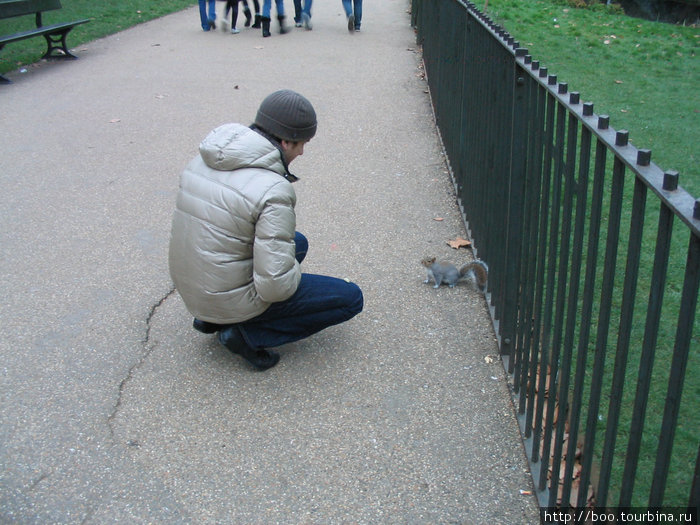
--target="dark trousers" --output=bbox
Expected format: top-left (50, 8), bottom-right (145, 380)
top-left (234, 232), bottom-right (363, 349)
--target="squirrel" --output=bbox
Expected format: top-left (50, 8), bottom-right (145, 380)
top-left (421, 256), bottom-right (488, 292)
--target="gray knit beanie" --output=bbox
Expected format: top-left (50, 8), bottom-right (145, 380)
top-left (254, 90), bottom-right (317, 142)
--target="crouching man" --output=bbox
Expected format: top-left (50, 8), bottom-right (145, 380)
top-left (169, 90), bottom-right (363, 370)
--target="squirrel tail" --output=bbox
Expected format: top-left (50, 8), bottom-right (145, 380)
top-left (459, 260), bottom-right (488, 292)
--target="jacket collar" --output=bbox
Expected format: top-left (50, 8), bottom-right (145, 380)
top-left (250, 125), bottom-right (299, 183)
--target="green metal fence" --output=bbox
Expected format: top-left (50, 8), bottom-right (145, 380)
top-left (411, 0), bottom-right (699, 512)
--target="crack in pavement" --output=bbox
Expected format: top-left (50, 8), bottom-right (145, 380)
top-left (107, 286), bottom-right (177, 439)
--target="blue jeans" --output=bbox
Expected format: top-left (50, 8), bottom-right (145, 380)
top-left (342, 0), bottom-right (362, 28)
top-left (232, 232), bottom-right (363, 349)
top-left (262, 0), bottom-right (285, 18)
top-left (293, 0), bottom-right (312, 22)
top-left (198, 0), bottom-right (216, 30)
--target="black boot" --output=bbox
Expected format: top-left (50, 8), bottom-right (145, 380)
top-left (277, 15), bottom-right (289, 34)
top-left (193, 318), bottom-right (221, 334)
top-left (252, 13), bottom-right (261, 28)
top-left (244, 7), bottom-right (252, 27)
top-left (219, 326), bottom-right (280, 371)
top-left (261, 16), bottom-right (271, 37)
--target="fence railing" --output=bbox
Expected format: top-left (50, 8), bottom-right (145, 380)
top-left (411, 0), bottom-right (699, 511)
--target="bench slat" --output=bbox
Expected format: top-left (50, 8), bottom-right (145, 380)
top-left (0, 18), bottom-right (89, 44)
top-left (0, 0), bottom-right (62, 19)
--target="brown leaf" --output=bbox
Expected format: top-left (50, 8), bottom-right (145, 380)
top-left (447, 237), bottom-right (471, 249)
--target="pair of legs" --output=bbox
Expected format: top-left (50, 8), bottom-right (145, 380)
top-left (223, 0), bottom-right (251, 31)
top-left (198, 0), bottom-right (216, 31)
top-left (293, 0), bottom-right (312, 26)
top-left (262, 0), bottom-right (285, 18)
top-left (261, 0), bottom-right (288, 36)
top-left (342, 0), bottom-right (362, 31)
top-left (196, 232), bottom-right (364, 370)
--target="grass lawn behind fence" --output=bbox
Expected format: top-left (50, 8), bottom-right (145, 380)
top-left (475, 0), bottom-right (699, 198)
top-left (0, 0), bottom-right (194, 77)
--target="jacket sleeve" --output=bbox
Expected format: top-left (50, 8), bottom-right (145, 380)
top-left (252, 181), bottom-right (301, 303)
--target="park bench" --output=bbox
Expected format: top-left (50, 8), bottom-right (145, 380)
top-left (0, 0), bottom-right (90, 83)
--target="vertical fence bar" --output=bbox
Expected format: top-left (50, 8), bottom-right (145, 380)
top-left (619, 200), bottom-right (674, 506)
top-left (649, 230), bottom-right (699, 506)
top-left (591, 150), bottom-right (633, 508)
top-left (560, 99), bottom-right (593, 509)
top-left (494, 41), bottom-right (518, 358)
top-left (548, 95), bottom-right (580, 508)
top-left (518, 57), bottom-right (544, 422)
top-left (515, 61), bottom-right (542, 420)
top-left (509, 61), bottom-right (532, 391)
top-left (529, 72), bottom-right (553, 466)
top-left (692, 443), bottom-right (700, 507)
top-left (538, 90), bottom-right (566, 494)
top-left (576, 134), bottom-right (610, 508)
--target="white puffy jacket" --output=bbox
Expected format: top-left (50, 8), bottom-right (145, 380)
top-left (168, 123), bottom-right (301, 323)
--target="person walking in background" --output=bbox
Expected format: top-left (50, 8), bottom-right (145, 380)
top-left (293, 0), bottom-right (313, 29)
top-left (342, 0), bottom-right (362, 32)
top-left (198, 0), bottom-right (217, 31)
top-left (221, 0), bottom-right (252, 33)
top-left (169, 90), bottom-right (363, 371)
top-left (261, 0), bottom-right (289, 37)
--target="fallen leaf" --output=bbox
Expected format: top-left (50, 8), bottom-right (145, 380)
top-left (614, 79), bottom-right (623, 84)
top-left (433, 217), bottom-right (444, 221)
top-left (447, 237), bottom-right (471, 249)
top-left (519, 489), bottom-right (533, 496)
top-left (109, 118), bottom-right (121, 123)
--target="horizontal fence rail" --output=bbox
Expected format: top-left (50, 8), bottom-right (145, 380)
top-left (411, 0), bottom-right (699, 512)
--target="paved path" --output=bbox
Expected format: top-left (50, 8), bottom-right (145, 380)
top-left (0, 1), bottom-right (539, 522)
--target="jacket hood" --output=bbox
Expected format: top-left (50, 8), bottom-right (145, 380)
top-left (199, 123), bottom-right (287, 175)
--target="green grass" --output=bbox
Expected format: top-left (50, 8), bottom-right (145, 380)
top-left (475, 0), bottom-right (699, 198)
top-left (468, 0), bottom-right (698, 507)
top-left (0, 0), bottom-right (194, 75)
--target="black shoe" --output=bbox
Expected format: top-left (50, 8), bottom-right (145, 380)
top-left (209, 19), bottom-right (216, 30)
top-left (193, 318), bottom-right (221, 334)
top-left (278, 15), bottom-right (289, 34)
top-left (252, 14), bottom-right (261, 28)
top-left (261, 16), bottom-right (271, 37)
top-left (347, 14), bottom-right (355, 33)
top-left (219, 327), bottom-right (280, 370)
top-left (244, 7), bottom-right (252, 27)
